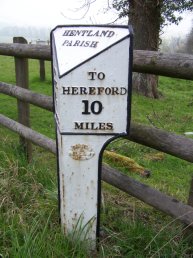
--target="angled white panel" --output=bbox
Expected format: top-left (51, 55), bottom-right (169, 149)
top-left (52, 26), bottom-right (130, 77)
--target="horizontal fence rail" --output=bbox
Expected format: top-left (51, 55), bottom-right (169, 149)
top-left (1, 81), bottom-right (193, 163)
top-left (0, 43), bottom-right (193, 80)
top-left (0, 82), bottom-right (53, 111)
top-left (133, 50), bottom-right (193, 80)
top-left (0, 113), bottom-right (193, 228)
top-left (0, 43), bottom-right (51, 60)
top-left (1, 42), bottom-right (193, 231)
top-left (0, 114), bottom-right (56, 154)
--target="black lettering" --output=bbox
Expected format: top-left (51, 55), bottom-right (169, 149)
top-left (106, 123), bottom-right (113, 130)
top-left (74, 122), bottom-right (84, 129)
top-left (62, 87), bottom-right (71, 95)
top-left (91, 122), bottom-right (98, 130)
top-left (84, 41), bottom-right (90, 47)
top-left (62, 40), bottom-right (69, 46)
top-left (82, 100), bottom-right (103, 115)
top-left (111, 87), bottom-right (119, 95)
top-left (107, 31), bottom-right (115, 37)
top-left (73, 40), bottom-right (81, 46)
top-left (100, 30), bottom-right (108, 37)
top-left (62, 86), bottom-right (127, 96)
top-left (90, 41), bottom-right (99, 48)
top-left (71, 87), bottom-right (79, 95)
top-left (88, 72), bottom-right (97, 80)
top-left (75, 30), bottom-right (81, 36)
top-left (74, 122), bottom-right (113, 131)
top-left (99, 123), bottom-right (106, 130)
top-left (80, 87), bottom-right (87, 95)
top-left (120, 87), bottom-right (127, 95)
top-left (91, 101), bottom-right (103, 114)
top-left (97, 87), bottom-right (104, 95)
top-left (85, 122), bottom-right (90, 129)
top-left (67, 41), bottom-right (73, 46)
top-left (81, 30), bottom-right (89, 36)
top-left (88, 87), bottom-right (96, 95)
top-left (88, 72), bottom-right (105, 80)
top-left (105, 87), bottom-right (111, 95)
top-left (82, 100), bottom-right (90, 115)
top-left (63, 30), bottom-right (70, 36)
top-left (62, 29), bottom-right (115, 38)
top-left (93, 30), bottom-right (100, 37)
top-left (87, 30), bottom-right (94, 36)
top-left (80, 41), bottom-right (85, 47)
top-left (98, 72), bottom-right (105, 80)
top-left (69, 30), bottom-right (76, 36)
top-left (90, 100), bottom-right (103, 115)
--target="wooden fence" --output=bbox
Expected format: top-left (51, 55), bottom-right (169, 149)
top-left (1, 39), bottom-right (193, 228)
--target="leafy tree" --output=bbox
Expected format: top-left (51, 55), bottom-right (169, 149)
top-left (113, 0), bottom-right (193, 98)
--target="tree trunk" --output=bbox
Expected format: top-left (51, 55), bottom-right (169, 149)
top-left (129, 0), bottom-right (161, 98)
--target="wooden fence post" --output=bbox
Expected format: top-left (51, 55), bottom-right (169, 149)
top-left (39, 59), bottom-right (45, 81)
top-left (13, 37), bottom-right (32, 162)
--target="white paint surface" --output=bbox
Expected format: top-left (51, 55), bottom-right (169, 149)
top-left (51, 25), bottom-right (132, 244)
top-left (52, 26), bottom-right (131, 135)
top-left (57, 134), bottom-right (111, 242)
top-left (53, 26), bottom-right (130, 76)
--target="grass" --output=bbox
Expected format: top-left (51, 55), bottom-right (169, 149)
top-left (1, 55), bottom-right (193, 257)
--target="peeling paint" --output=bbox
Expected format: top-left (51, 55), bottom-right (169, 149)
top-left (69, 144), bottom-right (95, 160)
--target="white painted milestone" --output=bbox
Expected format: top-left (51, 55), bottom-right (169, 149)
top-left (52, 26), bottom-right (131, 135)
top-left (53, 26), bottom-right (130, 77)
top-left (51, 25), bottom-right (133, 246)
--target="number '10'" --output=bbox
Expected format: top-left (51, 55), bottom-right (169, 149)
top-left (82, 100), bottom-right (103, 115)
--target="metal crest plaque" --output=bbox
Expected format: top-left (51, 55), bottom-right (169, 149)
top-left (51, 25), bottom-right (133, 246)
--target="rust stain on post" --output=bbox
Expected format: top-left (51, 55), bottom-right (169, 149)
top-left (62, 174), bottom-right (65, 203)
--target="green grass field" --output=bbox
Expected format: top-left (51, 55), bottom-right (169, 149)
top-left (1, 56), bottom-right (193, 257)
